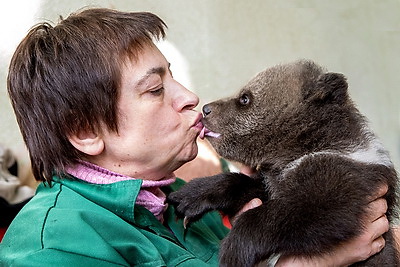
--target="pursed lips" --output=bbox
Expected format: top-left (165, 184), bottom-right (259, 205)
top-left (191, 113), bottom-right (205, 136)
top-left (191, 113), bottom-right (221, 139)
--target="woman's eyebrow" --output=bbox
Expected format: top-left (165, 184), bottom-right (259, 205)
top-left (136, 66), bottom-right (167, 87)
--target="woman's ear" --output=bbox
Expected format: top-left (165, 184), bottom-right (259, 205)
top-left (68, 130), bottom-right (105, 156)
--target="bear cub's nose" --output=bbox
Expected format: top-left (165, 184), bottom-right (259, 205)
top-left (202, 104), bottom-right (212, 116)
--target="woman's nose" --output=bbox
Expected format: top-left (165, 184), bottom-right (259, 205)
top-left (174, 84), bottom-right (199, 111)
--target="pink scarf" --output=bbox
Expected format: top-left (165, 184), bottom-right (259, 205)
top-left (65, 161), bottom-right (176, 221)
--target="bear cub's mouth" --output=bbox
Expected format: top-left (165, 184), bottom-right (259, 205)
top-left (199, 121), bottom-right (221, 139)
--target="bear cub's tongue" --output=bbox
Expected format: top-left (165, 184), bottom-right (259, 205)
top-left (199, 124), bottom-right (221, 139)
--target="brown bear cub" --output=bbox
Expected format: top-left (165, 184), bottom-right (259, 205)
top-left (168, 60), bottom-right (399, 266)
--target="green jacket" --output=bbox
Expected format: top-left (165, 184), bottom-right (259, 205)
top-left (0, 177), bottom-right (229, 266)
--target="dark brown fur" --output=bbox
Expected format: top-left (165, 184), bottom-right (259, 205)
top-left (168, 60), bottom-right (399, 266)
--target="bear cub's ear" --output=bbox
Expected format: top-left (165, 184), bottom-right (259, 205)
top-left (306, 72), bottom-right (349, 104)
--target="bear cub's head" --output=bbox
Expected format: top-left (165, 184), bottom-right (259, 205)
top-left (202, 60), bottom-right (366, 169)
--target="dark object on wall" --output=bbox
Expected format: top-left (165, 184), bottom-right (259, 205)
top-left (0, 145), bottom-right (34, 228)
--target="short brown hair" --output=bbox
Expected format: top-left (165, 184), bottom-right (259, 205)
top-left (7, 8), bottom-right (166, 183)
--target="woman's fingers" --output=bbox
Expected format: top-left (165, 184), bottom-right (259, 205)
top-left (240, 198), bottom-right (263, 213)
top-left (368, 184), bottom-right (388, 201)
top-left (230, 198), bottom-right (262, 225)
top-left (364, 184), bottom-right (388, 225)
top-left (371, 236), bottom-right (386, 255)
top-left (369, 214), bottom-right (390, 242)
top-left (366, 198), bottom-right (388, 222)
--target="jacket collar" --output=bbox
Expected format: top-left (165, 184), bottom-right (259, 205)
top-left (54, 176), bottom-right (142, 223)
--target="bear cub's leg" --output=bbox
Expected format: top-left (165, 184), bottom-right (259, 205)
top-left (168, 172), bottom-right (267, 222)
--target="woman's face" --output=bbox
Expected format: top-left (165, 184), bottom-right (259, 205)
top-left (92, 44), bottom-right (203, 180)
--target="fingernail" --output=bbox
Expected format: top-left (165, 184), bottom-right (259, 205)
top-left (250, 199), bottom-right (261, 208)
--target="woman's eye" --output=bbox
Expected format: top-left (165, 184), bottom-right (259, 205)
top-left (239, 94), bottom-right (250, 105)
top-left (150, 87), bottom-right (164, 96)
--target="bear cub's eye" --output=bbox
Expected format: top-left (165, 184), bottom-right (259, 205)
top-left (239, 93), bottom-right (251, 106)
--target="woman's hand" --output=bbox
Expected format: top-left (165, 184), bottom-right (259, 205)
top-left (229, 198), bottom-right (263, 226)
top-left (276, 184), bottom-right (390, 267)
top-left (232, 162), bottom-right (390, 267)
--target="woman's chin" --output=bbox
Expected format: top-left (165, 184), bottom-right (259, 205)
top-left (183, 143), bottom-right (199, 163)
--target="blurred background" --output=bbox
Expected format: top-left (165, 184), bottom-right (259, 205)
top-left (0, 0), bottom-right (399, 186)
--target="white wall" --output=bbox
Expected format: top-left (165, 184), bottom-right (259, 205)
top-left (1, 0), bottom-right (399, 177)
